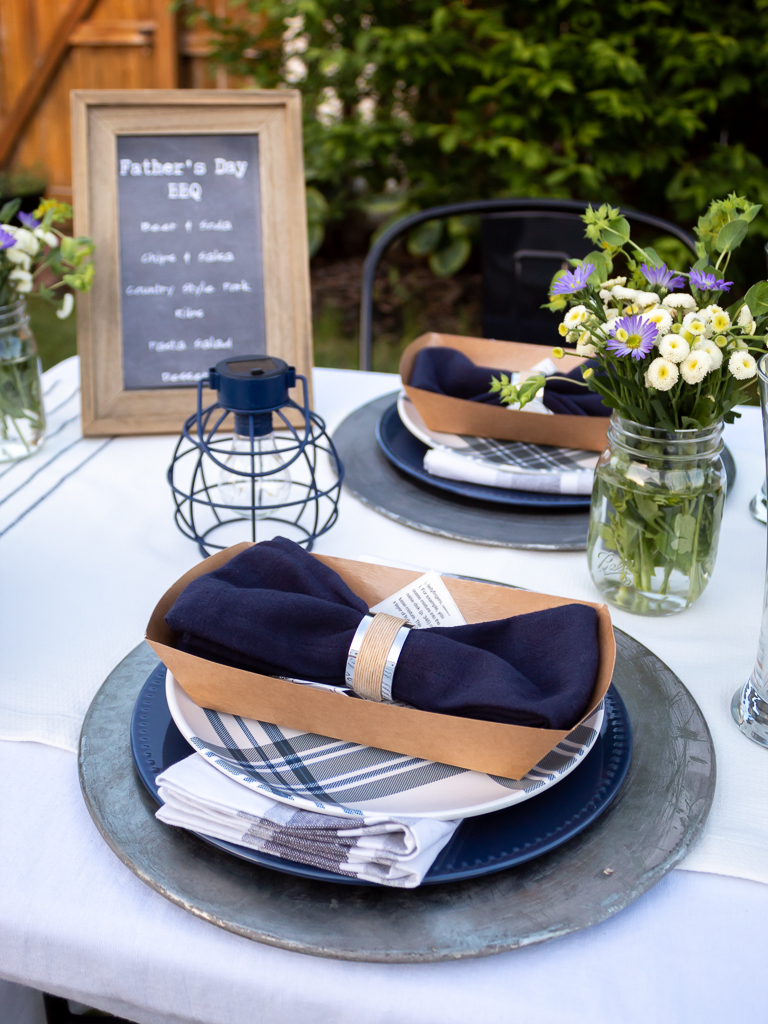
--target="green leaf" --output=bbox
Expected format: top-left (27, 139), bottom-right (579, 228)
top-left (307, 221), bottom-right (325, 258)
top-left (429, 236), bottom-right (471, 277)
top-left (641, 246), bottom-right (663, 268)
top-left (0, 199), bottom-right (21, 224)
top-left (743, 281), bottom-right (768, 317)
top-left (407, 219), bottom-right (443, 256)
top-left (583, 250), bottom-right (609, 283)
top-left (447, 215), bottom-right (478, 239)
top-left (714, 218), bottom-right (749, 253)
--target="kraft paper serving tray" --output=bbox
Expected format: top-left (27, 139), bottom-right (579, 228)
top-left (146, 544), bottom-right (616, 780)
top-left (399, 332), bottom-right (609, 453)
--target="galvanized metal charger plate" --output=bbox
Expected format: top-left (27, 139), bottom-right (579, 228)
top-left (332, 392), bottom-right (590, 550)
top-left (331, 393), bottom-right (737, 552)
top-left (79, 631), bottom-right (715, 963)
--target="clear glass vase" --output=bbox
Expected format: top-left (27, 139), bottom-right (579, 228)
top-left (0, 298), bottom-right (45, 462)
top-left (732, 352), bottom-right (768, 745)
top-left (587, 414), bottom-right (727, 616)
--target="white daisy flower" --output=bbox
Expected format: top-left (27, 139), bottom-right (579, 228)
top-left (709, 310), bottom-right (731, 333)
top-left (729, 351), bottom-right (758, 379)
top-left (563, 304), bottom-right (588, 329)
top-left (691, 337), bottom-right (723, 369)
top-left (599, 289), bottom-right (613, 303)
top-left (663, 293), bottom-right (697, 310)
top-left (737, 304), bottom-right (754, 328)
top-left (645, 357), bottom-right (679, 391)
top-left (680, 350), bottom-right (712, 384)
top-left (682, 312), bottom-right (708, 336)
top-left (659, 335), bottom-right (690, 363)
top-left (642, 308), bottom-right (673, 336)
top-left (56, 292), bottom-right (74, 319)
top-left (603, 277), bottom-right (627, 288)
top-left (5, 247), bottom-right (31, 270)
top-left (9, 268), bottom-right (33, 292)
top-left (604, 307), bottom-right (621, 320)
top-left (4, 225), bottom-right (39, 256)
top-left (611, 285), bottom-right (636, 300)
top-left (576, 333), bottom-right (597, 357)
top-left (633, 291), bottom-right (660, 308)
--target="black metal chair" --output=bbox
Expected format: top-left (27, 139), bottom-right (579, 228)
top-left (358, 198), bottom-right (698, 371)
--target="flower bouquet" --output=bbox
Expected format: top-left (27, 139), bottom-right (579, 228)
top-left (494, 195), bottom-right (766, 615)
top-left (0, 198), bottom-right (94, 462)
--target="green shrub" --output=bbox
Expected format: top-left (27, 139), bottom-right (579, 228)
top-left (186, 0), bottom-right (768, 283)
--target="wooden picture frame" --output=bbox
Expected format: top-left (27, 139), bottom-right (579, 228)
top-left (71, 90), bottom-right (313, 436)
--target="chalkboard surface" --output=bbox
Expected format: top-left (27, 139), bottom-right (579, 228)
top-left (117, 134), bottom-right (266, 390)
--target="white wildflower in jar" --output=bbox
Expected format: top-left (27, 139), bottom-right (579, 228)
top-left (563, 304), bottom-right (588, 329)
top-left (642, 307), bottom-right (673, 336)
top-left (659, 335), bottom-right (690, 363)
top-left (662, 293), bottom-right (697, 311)
top-left (603, 277), bottom-right (627, 288)
top-left (576, 332), bottom-right (598, 357)
top-left (644, 357), bottom-right (679, 390)
top-left (633, 292), bottom-right (660, 308)
top-left (709, 309), bottom-right (731, 333)
top-left (680, 350), bottom-right (712, 384)
top-left (682, 312), bottom-right (708, 336)
top-left (729, 350), bottom-right (758, 379)
top-left (692, 337), bottom-right (723, 369)
top-left (611, 285), bottom-right (636, 300)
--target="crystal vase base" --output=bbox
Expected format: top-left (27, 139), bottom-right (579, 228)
top-left (731, 678), bottom-right (768, 748)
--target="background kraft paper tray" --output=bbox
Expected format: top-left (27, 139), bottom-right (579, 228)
top-left (399, 332), bottom-right (609, 453)
top-left (146, 544), bottom-right (616, 780)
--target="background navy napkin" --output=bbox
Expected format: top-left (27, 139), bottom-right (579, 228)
top-left (409, 347), bottom-right (609, 417)
top-left (165, 538), bottom-right (600, 730)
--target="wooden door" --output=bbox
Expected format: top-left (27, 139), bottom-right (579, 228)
top-left (0, 0), bottom-right (182, 198)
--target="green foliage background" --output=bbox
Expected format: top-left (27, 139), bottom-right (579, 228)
top-left (187, 0), bottom-right (768, 280)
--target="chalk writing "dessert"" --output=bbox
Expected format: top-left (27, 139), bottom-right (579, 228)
top-left (126, 284), bottom-right (175, 296)
top-left (161, 370), bottom-right (208, 383)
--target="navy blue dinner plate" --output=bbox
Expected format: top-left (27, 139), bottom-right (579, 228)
top-left (375, 401), bottom-right (593, 510)
top-left (131, 664), bottom-right (632, 886)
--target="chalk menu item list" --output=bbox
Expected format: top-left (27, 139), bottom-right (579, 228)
top-left (117, 134), bottom-right (266, 390)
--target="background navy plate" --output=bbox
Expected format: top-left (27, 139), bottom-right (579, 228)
top-left (376, 401), bottom-right (592, 510)
top-left (131, 663), bottom-right (632, 886)
top-left (375, 401), bottom-right (738, 510)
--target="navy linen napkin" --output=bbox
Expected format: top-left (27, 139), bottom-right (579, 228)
top-left (409, 347), bottom-right (609, 417)
top-left (165, 537), bottom-right (600, 730)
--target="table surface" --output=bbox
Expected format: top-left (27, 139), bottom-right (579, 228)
top-left (2, 358), bottom-right (768, 1024)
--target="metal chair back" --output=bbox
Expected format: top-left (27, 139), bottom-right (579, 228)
top-left (359, 198), bottom-right (697, 371)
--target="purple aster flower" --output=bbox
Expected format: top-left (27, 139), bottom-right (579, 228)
top-left (607, 314), bottom-right (658, 360)
top-left (551, 262), bottom-right (595, 296)
top-left (0, 227), bottom-right (16, 250)
top-left (640, 262), bottom-right (685, 290)
top-left (17, 211), bottom-right (39, 229)
top-left (689, 267), bottom-right (732, 292)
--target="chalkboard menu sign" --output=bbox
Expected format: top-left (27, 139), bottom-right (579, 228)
top-left (72, 91), bottom-right (312, 436)
top-left (117, 134), bottom-right (266, 390)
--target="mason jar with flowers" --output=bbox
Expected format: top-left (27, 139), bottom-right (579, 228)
top-left (496, 195), bottom-right (766, 615)
top-left (0, 198), bottom-right (94, 462)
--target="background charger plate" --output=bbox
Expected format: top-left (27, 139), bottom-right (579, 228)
top-left (131, 662), bottom-right (629, 886)
top-left (377, 401), bottom-right (591, 510)
top-left (164, 670), bottom-right (604, 821)
top-left (81, 626), bottom-right (714, 961)
top-left (332, 393), bottom-right (736, 552)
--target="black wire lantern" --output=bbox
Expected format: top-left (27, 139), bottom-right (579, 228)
top-left (168, 355), bottom-right (343, 557)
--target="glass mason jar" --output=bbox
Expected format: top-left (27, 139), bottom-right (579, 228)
top-left (587, 414), bottom-right (727, 616)
top-left (0, 298), bottom-right (46, 462)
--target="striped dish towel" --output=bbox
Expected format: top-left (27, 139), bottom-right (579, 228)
top-left (156, 754), bottom-right (460, 887)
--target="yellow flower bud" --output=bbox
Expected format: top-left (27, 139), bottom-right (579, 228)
top-left (552, 346), bottom-right (565, 359)
top-left (558, 322), bottom-right (568, 337)
top-left (670, 323), bottom-right (682, 334)
top-left (582, 367), bottom-right (594, 379)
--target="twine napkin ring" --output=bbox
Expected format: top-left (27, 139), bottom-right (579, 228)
top-left (345, 613), bottom-right (413, 702)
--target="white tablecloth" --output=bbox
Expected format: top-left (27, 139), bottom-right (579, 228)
top-left (2, 356), bottom-right (768, 1023)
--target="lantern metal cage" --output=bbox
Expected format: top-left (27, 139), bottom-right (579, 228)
top-left (168, 356), bottom-right (343, 557)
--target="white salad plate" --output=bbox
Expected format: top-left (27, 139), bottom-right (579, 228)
top-left (166, 670), bottom-right (604, 822)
